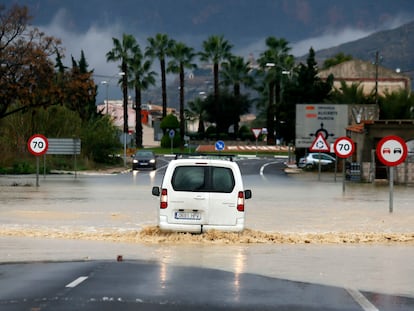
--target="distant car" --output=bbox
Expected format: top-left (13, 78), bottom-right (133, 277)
top-left (298, 153), bottom-right (336, 169)
top-left (132, 150), bottom-right (157, 170)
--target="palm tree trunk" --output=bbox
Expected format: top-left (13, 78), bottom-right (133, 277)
top-left (122, 62), bottom-right (128, 135)
top-left (213, 62), bottom-right (219, 138)
top-left (233, 83), bottom-right (241, 138)
top-left (267, 81), bottom-right (275, 145)
top-left (161, 59), bottom-right (167, 119)
top-left (179, 63), bottom-right (185, 149)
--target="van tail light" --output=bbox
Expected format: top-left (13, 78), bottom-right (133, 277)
top-left (160, 188), bottom-right (168, 209)
top-left (237, 191), bottom-right (245, 212)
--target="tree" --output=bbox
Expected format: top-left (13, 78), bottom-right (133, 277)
top-left (65, 51), bottom-right (97, 122)
top-left (167, 41), bottom-right (197, 147)
top-left (145, 33), bottom-right (175, 119)
top-left (186, 97), bottom-right (207, 137)
top-left (203, 89), bottom-right (250, 136)
top-left (322, 52), bottom-right (353, 69)
top-left (330, 80), bottom-right (374, 105)
top-left (290, 47), bottom-right (333, 104)
top-left (380, 89), bottom-right (414, 119)
top-left (0, 4), bottom-right (63, 120)
top-left (106, 33), bottom-right (139, 135)
top-left (199, 35), bottom-right (233, 137)
top-left (128, 45), bottom-right (156, 148)
top-left (220, 55), bottom-right (254, 136)
top-left (159, 114), bottom-right (180, 148)
top-left (257, 37), bottom-right (294, 145)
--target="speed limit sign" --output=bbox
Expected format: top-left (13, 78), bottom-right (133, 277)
top-left (27, 134), bottom-right (49, 156)
top-left (334, 137), bottom-right (355, 158)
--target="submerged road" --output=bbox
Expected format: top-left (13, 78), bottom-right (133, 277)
top-left (0, 156), bottom-right (413, 310)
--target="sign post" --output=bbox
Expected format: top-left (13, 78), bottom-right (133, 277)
top-left (334, 137), bottom-right (355, 193)
top-left (251, 128), bottom-right (262, 156)
top-left (169, 129), bottom-right (175, 154)
top-left (376, 135), bottom-right (408, 213)
top-left (27, 134), bottom-right (49, 186)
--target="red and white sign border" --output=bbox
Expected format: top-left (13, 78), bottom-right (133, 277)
top-left (334, 136), bottom-right (355, 158)
top-left (376, 135), bottom-right (408, 167)
top-left (27, 134), bottom-right (49, 156)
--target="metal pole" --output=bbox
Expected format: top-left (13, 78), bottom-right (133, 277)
top-left (106, 83), bottom-right (109, 114)
top-left (389, 166), bottom-right (394, 213)
top-left (255, 138), bottom-right (258, 157)
top-left (318, 152), bottom-right (321, 181)
top-left (342, 159), bottom-right (346, 193)
top-left (36, 157), bottom-right (40, 187)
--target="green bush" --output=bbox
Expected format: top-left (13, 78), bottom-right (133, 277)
top-left (161, 133), bottom-right (181, 148)
top-left (159, 114), bottom-right (181, 148)
top-left (11, 161), bottom-right (35, 174)
top-left (239, 125), bottom-right (255, 141)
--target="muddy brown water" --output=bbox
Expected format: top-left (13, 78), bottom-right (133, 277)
top-left (1, 170), bottom-right (414, 297)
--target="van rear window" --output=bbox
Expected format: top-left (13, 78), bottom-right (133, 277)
top-left (171, 166), bottom-right (235, 193)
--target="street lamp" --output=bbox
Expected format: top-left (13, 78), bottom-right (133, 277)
top-left (265, 63), bottom-right (291, 145)
top-left (99, 72), bottom-right (125, 115)
top-left (100, 80), bottom-right (109, 114)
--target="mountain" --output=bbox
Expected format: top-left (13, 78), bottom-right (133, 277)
top-left (314, 21), bottom-right (414, 74)
top-left (15, 0), bottom-right (414, 51)
top-left (10, 0), bottom-right (414, 102)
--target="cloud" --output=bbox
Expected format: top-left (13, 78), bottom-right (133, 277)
top-left (290, 27), bottom-right (372, 56)
top-left (36, 9), bottom-right (413, 102)
top-left (39, 8), bottom-right (123, 75)
top-left (38, 9), bottom-right (136, 101)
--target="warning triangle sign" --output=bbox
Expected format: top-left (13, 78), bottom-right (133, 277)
top-left (310, 133), bottom-right (330, 152)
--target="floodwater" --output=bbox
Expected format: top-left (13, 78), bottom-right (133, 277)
top-left (1, 166), bottom-right (414, 297)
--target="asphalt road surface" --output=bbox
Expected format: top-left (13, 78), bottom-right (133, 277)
top-left (1, 156), bottom-right (413, 310)
top-left (1, 260), bottom-right (413, 311)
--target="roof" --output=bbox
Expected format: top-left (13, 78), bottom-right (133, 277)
top-left (318, 59), bottom-right (410, 80)
top-left (346, 120), bottom-right (414, 133)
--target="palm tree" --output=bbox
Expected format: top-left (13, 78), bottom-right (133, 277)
top-left (106, 34), bottom-right (139, 137)
top-left (257, 37), bottom-right (294, 145)
top-left (145, 33), bottom-right (175, 119)
top-left (128, 45), bottom-right (157, 148)
top-left (199, 35), bottom-right (233, 137)
top-left (167, 42), bottom-right (197, 147)
top-left (186, 97), bottom-right (206, 137)
top-left (221, 55), bottom-right (254, 136)
top-left (330, 81), bottom-right (369, 104)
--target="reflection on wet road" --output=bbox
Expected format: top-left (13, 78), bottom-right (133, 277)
top-left (0, 157), bottom-right (414, 305)
top-left (0, 257), bottom-right (413, 310)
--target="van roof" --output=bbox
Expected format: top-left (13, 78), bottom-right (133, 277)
top-left (174, 153), bottom-right (235, 161)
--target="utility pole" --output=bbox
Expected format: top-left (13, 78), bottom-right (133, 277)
top-left (374, 51), bottom-right (379, 105)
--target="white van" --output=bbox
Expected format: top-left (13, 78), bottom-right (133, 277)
top-left (152, 155), bottom-right (252, 233)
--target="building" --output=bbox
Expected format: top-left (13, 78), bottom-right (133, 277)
top-left (318, 59), bottom-right (411, 97)
top-left (346, 120), bottom-right (414, 184)
top-left (315, 59), bottom-right (414, 184)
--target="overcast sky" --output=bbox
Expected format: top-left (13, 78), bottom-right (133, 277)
top-left (29, 3), bottom-right (413, 103)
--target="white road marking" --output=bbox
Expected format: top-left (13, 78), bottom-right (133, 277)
top-left (346, 288), bottom-right (379, 311)
top-left (65, 276), bottom-right (88, 288)
top-left (260, 161), bottom-right (279, 175)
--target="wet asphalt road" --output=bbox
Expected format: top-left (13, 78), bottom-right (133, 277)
top-left (1, 156), bottom-right (414, 310)
top-left (1, 260), bottom-right (413, 311)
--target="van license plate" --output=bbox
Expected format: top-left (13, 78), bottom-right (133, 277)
top-left (175, 212), bottom-right (201, 220)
